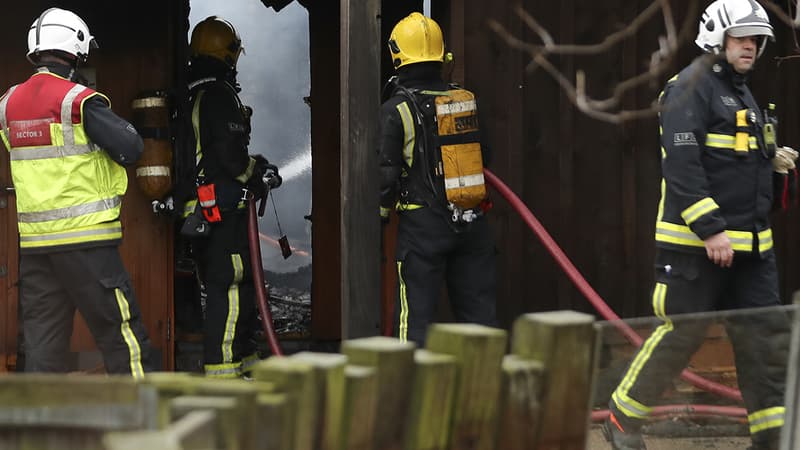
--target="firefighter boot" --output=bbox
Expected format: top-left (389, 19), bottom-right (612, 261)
top-left (603, 411), bottom-right (647, 450)
top-left (747, 428), bottom-right (781, 450)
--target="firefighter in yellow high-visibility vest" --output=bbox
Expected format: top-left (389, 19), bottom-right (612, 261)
top-left (0, 8), bottom-right (152, 376)
top-left (378, 12), bottom-right (497, 346)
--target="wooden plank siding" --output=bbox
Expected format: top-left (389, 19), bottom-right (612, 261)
top-left (443, 0), bottom-right (800, 327)
top-left (305, 0), bottom-right (343, 340)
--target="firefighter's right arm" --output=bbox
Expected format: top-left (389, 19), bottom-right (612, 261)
top-left (83, 96), bottom-right (144, 167)
top-left (377, 100), bottom-right (405, 219)
top-left (660, 79), bottom-right (727, 241)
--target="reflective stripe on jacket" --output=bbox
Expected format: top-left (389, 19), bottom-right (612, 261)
top-left (0, 71), bottom-right (127, 251)
top-left (655, 58), bottom-right (774, 255)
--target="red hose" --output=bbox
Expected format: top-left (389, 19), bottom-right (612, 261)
top-left (247, 194), bottom-right (284, 356)
top-left (483, 168), bottom-right (742, 402)
top-left (591, 405), bottom-right (747, 422)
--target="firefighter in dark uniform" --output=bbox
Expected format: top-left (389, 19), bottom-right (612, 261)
top-left (379, 13), bottom-right (497, 346)
top-left (184, 16), bottom-right (272, 378)
top-left (604, 1), bottom-right (796, 449)
top-left (0, 8), bottom-right (152, 376)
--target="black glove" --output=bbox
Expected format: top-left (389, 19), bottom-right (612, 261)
top-left (246, 156), bottom-right (269, 199)
top-left (251, 154), bottom-right (270, 178)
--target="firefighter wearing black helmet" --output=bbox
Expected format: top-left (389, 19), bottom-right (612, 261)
top-left (379, 12), bottom-right (497, 346)
top-left (184, 16), bottom-right (272, 378)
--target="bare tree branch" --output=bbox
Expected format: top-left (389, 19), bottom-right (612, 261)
top-left (490, 0), bottom-right (798, 124)
top-left (761, 0), bottom-right (800, 27)
top-left (489, 0), bottom-right (699, 122)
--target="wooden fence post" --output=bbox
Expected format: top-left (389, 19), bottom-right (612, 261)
top-left (0, 374), bottom-right (157, 450)
top-left (340, 336), bottom-right (416, 450)
top-left (103, 409), bottom-right (219, 450)
top-left (289, 352), bottom-right (348, 450)
top-left (404, 349), bottom-right (457, 450)
top-left (254, 393), bottom-right (294, 450)
top-left (511, 311), bottom-right (596, 450)
top-left (251, 356), bottom-right (318, 450)
top-left (170, 396), bottom-right (239, 449)
top-left (425, 323), bottom-right (508, 450)
top-left (341, 365), bottom-right (378, 450)
top-left (497, 355), bottom-right (545, 450)
top-left (141, 371), bottom-right (200, 427)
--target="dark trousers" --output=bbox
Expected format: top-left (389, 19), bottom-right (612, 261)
top-left (611, 248), bottom-right (790, 447)
top-left (393, 207), bottom-right (497, 346)
top-left (195, 211), bottom-right (259, 378)
top-left (20, 246), bottom-right (152, 377)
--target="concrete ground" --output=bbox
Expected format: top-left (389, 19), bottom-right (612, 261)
top-left (586, 425), bottom-right (752, 449)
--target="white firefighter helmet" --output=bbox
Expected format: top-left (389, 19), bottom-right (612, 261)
top-left (27, 8), bottom-right (98, 63)
top-left (695, 0), bottom-right (774, 57)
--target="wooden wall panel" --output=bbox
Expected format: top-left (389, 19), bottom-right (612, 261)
top-left (307, 0), bottom-right (343, 340)
top-left (340, 0), bottom-right (382, 338)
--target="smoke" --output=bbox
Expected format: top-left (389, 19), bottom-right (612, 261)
top-left (189, 1), bottom-right (312, 273)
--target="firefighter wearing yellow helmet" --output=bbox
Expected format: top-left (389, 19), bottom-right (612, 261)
top-left (0, 7), bottom-right (152, 377)
top-left (379, 12), bottom-right (497, 346)
top-left (190, 15), bottom-right (244, 71)
top-left (603, 1), bottom-right (796, 449)
top-left (183, 16), bottom-right (274, 378)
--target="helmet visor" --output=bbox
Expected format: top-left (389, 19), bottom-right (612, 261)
top-left (727, 25), bottom-right (774, 40)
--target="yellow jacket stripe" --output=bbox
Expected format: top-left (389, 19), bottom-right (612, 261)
top-left (222, 254), bottom-right (244, 364)
top-left (656, 221), bottom-right (773, 253)
top-left (705, 133), bottom-right (758, 150)
top-left (18, 197), bottom-right (121, 224)
top-left (19, 221), bottom-right (122, 249)
top-left (397, 261), bottom-right (409, 342)
top-left (114, 288), bottom-right (145, 379)
top-left (9, 143), bottom-right (96, 160)
top-left (680, 197), bottom-right (720, 225)
top-left (396, 102), bottom-right (415, 168)
top-left (612, 282), bottom-right (670, 419)
top-left (204, 362), bottom-right (241, 378)
top-left (748, 406), bottom-right (785, 434)
top-left (192, 90), bottom-right (206, 177)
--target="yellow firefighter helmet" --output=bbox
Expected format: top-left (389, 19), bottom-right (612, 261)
top-left (190, 16), bottom-right (244, 69)
top-left (388, 12), bottom-right (444, 69)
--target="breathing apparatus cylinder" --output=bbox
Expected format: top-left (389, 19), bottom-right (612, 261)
top-left (131, 92), bottom-right (173, 200)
